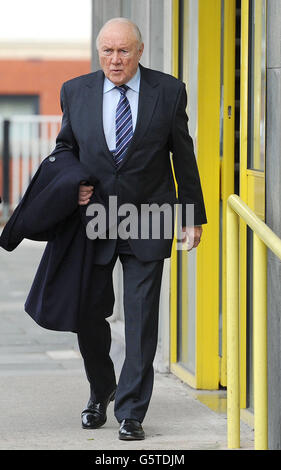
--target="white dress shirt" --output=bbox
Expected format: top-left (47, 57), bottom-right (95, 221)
top-left (102, 67), bottom-right (140, 152)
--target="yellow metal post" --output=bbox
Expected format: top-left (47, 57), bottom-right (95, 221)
top-left (253, 233), bottom-right (268, 449)
top-left (226, 204), bottom-right (240, 449)
top-left (226, 194), bottom-right (281, 449)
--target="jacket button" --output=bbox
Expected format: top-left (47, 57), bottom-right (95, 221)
top-left (49, 156), bottom-right (56, 162)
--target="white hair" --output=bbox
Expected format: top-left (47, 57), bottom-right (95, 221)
top-left (96, 17), bottom-right (143, 50)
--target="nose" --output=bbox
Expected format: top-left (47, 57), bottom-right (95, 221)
top-left (111, 51), bottom-right (122, 64)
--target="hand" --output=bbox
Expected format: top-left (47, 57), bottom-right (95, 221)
top-left (78, 183), bottom-right (94, 205)
top-left (181, 226), bottom-right (203, 251)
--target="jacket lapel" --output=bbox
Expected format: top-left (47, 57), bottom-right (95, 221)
top-left (84, 70), bottom-right (116, 168)
top-left (118, 65), bottom-right (160, 170)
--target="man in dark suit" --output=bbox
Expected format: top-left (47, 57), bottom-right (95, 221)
top-left (54, 17), bottom-right (207, 440)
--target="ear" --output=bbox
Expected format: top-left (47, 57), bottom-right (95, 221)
top-left (138, 43), bottom-right (144, 59)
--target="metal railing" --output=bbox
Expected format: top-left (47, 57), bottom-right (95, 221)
top-left (0, 115), bottom-right (61, 221)
top-left (227, 194), bottom-right (281, 450)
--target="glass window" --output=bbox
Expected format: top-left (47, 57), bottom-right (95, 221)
top-left (246, 0), bottom-right (266, 412)
top-left (176, 0), bottom-right (197, 374)
top-left (0, 95), bottom-right (39, 144)
top-left (247, 0), bottom-right (266, 171)
top-left (0, 95), bottom-right (39, 118)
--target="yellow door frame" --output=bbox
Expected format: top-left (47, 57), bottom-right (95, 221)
top-left (170, 0), bottom-right (197, 387)
top-left (239, 0), bottom-right (249, 409)
top-left (239, 0), bottom-right (266, 410)
top-left (220, 0), bottom-right (237, 387)
top-left (170, 0), bottom-right (266, 403)
top-left (170, 0), bottom-right (221, 389)
top-left (196, 0), bottom-right (221, 389)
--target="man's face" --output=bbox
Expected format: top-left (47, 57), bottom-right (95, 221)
top-left (98, 23), bottom-right (144, 86)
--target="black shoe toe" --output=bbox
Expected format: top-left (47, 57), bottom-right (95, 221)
top-left (81, 388), bottom-right (116, 429)
top-left (119, 419), bottom-right (145, 440)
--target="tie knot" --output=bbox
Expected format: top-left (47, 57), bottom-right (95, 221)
top-left (116, 85), bottom-right (129, 95)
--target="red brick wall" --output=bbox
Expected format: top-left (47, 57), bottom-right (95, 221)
top-left (0, 59), bottom-right (91, 209)
top-left (0, 59), bottom-right (91, 114)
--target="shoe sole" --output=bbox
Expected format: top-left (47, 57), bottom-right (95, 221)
top-left (119, 434), bottom-right (145, 441)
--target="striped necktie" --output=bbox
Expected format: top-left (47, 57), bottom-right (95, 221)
top-left (113, 85), bottom-right (133, 166)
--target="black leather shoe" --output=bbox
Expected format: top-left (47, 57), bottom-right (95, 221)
top-left (119, 419), bottom-right (145, 440)
top-left (81, 388), bottom-right (116, 429)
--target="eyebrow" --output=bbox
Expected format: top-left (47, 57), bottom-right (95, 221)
top-left (102, 45), bottom-right (130, 48)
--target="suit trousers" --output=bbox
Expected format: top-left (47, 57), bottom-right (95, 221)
top-left (77, 238), bottom-right (164, 423)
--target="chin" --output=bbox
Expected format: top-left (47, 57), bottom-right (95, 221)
top-left (109, 72), bottom-right (125, 81)
top-left (112, 78), bottom-right (126, 86)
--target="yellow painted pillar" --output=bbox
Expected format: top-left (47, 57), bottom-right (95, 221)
top-left (226, 204), bottom-right (240, 449)
top-left (196, 0), bottom-right (221, 389)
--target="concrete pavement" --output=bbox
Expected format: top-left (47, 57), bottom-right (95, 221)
top-left (0, 238), bottom-right (254, 450)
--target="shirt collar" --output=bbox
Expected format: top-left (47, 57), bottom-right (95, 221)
top-left (103, 66), bottom-right (141, 94)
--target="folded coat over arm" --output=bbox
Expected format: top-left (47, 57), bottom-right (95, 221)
top-left (0, 151), bottom-right (115, 332)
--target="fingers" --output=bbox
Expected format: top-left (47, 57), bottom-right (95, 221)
top-left (186, 226), bottom-right (203, 251)
top-left (78, 184), bottom-right (94, 206)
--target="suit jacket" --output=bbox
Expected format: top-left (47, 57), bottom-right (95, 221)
top-left (0, 151), bottom-right (115, 332)
top-left (52, 64), bottom-right (207, 264)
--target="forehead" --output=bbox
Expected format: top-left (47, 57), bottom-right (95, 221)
top-left (99, 24), bottom-right (138, 48)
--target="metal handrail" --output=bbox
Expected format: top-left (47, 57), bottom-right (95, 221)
top-left (226, 194), bottom-right (281, 450)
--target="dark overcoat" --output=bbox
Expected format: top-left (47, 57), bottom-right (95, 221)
top-left (0, 151), bottom-right (115, 332)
